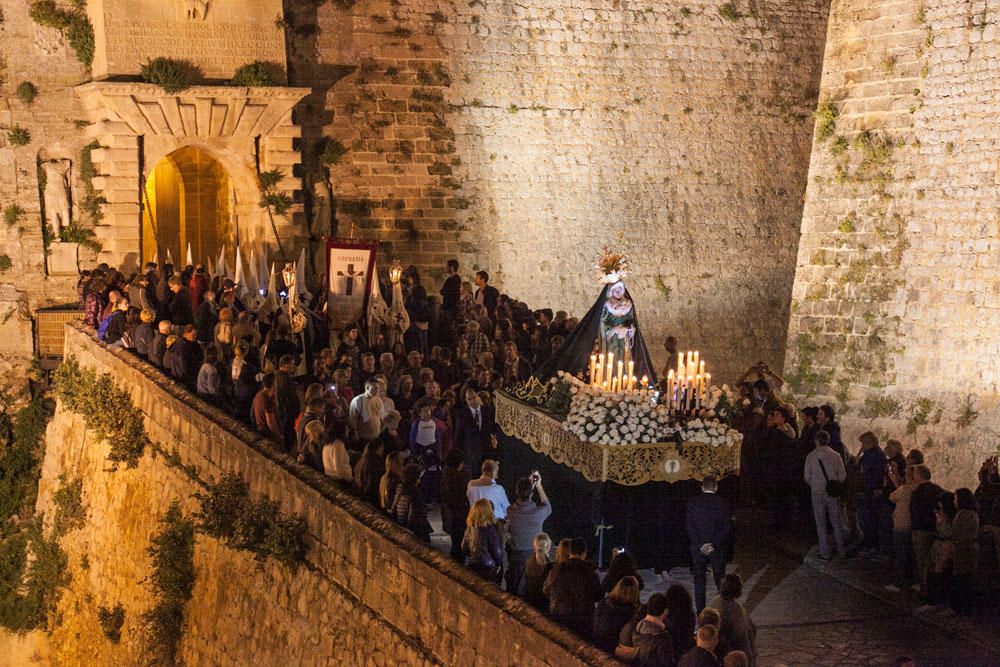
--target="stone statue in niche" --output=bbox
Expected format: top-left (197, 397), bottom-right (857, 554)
top-left (183, 0), bottom-right (210, 20)
top-left (310, 174), bottom-right (332, 238)
top-left (41, 159), bottom-right (72, 235)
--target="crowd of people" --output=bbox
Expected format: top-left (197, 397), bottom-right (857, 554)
top-left (75, 256), bottom-right (998, 664)
top-left (734, 367), bottom-right (1000, 618)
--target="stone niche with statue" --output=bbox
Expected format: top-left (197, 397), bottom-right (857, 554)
top-left (86, 0), bottom-right (287, 81)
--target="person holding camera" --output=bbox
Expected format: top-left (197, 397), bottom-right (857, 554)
top-left (505, 471), bottom-right (552, 595)
top-left (804, 430), bottom-right (847, 560)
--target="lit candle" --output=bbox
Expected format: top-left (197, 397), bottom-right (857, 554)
top-left (667, 370), bottom-right (675, 411)
top-left (688, 351), bottom-right (695, 380)
top-left (607, 353), bottom-right (614, 391)
top-left (695, 374), bottom-right (702, 409)
top-left (640, 374), bottom-right (648, 389)
top-left (596, 354), bottom-right (605, 387)
top-left (627, 361), bottom-right (634, 390)
top-left (617, 361), bottom-right (624, 390)
top-left (589, 355), bottom-right (597, 387)
top-left (677, 352), bottom-right (684, 377)
top-left (705, 373), bottom-right (711, 399)
top-left (699, 360), bottom-right (705, 377)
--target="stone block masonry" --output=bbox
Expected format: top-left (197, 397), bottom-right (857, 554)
top-left (20, 323), bottom-right (615, 665)
top-left (293, 0), bottom-right (830, 378)
top-left (785, 0), bottom-right (1000, 489)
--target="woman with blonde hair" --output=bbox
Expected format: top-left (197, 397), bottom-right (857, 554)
top-left (379, 450), bottom-right (405, 510)
top-left (214, 306), bottom-right (234, 358)
top-left (462, 498), bottom-right (504, 583)
top-left (317, 422), bottom-right (352, 482)
top-left (524, 533), bottom-right (554, 610)
top-left (594, 575), bottom-right (641, 653)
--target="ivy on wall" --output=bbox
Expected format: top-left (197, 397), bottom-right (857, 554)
top-left (53, 357), bottom-right (149, 469)
top-left (0, 393), bottom-right (55, 529)
top-left (195, 472), bottom-right (307, 567)
top-left (28, 0), bottom-right (94, 69)
top-left (142, 501), bottom-right (195, 665)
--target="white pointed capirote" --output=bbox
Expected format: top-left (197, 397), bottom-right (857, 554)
top-left (246, 248), bottom-right (260, 297)
top-left (296, 247), bottom-right (310, 301)
top-left (258, 246), bottom-right (269, 289)
top-left (217, 246), bottom-right (229, 280)
top-left (259, 263), bottom-right (279, 318)
top-left (234, 246), bottom-right (245, 289)
top-left (206, 255), bottom-right (215, 279)
top-left (185, 242), bottom-right (193, 266)
top-left (231, 188), bottom-right (239, 248)
top-left (367, 262), bottom-right (388, 344)
top-left (152, 249), bottom-right (158, 266)
top-left (166, 247), bottom-right (174, 265)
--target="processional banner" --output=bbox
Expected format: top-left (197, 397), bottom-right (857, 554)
top-left (326, 238), bottom-right (378, 331)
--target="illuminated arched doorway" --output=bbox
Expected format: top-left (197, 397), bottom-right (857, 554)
top-left (142, 147), bottom-right (232, 266)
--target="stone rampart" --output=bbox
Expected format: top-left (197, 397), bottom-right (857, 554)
top-left (297, 0), bottom-right (831, 377)
top-left (30, 322), bottom-right (615, 665)
top-left (784, 0), bottom-right (1000, 489)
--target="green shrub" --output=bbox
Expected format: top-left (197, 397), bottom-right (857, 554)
top-left (0, 521), bottom-right (70, 632)
top-left (257, 169), bottom-right (283, 190)
top-left (53, 357), bottom-right (149, 469)
top-left (16, 82), bottom-right (37, 104)
top-left (230, 61), bottom-right (283, 87)
top-left (7, 126), bottom-right (31, 147)
top-left (196, 472), bottom-right (307, 566)
top-left (98, 604), bottom-right (125, 643)
top-left (316, 138), bottom-right (347, 166)
top-left (142, 502), bottom-right (194, 665)
top-left (718, 3), bottom-right (739, 21)
top-left (3, 205), bottom-right (23, 227)
top-left (28, 1), bottom-right (93, 67)
top-left (52, 474), bottom-right (85, 536)
top-left (0, 395), bottom-right (55, 530)
top-left (59, 225), bottom-right (103, 254)
top-left (260, 193), bottom-right (293, 217)
top-left (140, 57), bottom-right (200, 94)
top-left (257, 169), bottom-right (293, 217)
top-left (814, 101), bottom-right (838, 141)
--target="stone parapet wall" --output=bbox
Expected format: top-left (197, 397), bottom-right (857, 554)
top-left (785, 0), bottom-right (1000, 489)
top-left (32, 322), bottom-right (613, 665)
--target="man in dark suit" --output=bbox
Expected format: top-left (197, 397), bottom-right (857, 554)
top-left (454, 387), bottom-right (496, 475)
top-left (686, 476), bottom-right (733, 612)
top-left (473, 270), bottom-right (500, 317)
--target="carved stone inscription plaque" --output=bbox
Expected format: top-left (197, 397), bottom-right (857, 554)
top-left (88, 0), bottom-right (286, 81)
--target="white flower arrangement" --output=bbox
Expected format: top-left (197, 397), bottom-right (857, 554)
top-left (551, 372), bottom-right (739, 447)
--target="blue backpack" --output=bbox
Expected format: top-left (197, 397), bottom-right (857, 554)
top-left (97, 313), bottom-right (114, 341)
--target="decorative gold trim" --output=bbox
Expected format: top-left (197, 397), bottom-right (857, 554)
top-left (496, 391), bottom-right (742, 486)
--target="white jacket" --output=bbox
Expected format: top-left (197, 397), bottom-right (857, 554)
top-left (804, 445), bottom-right (846, 495)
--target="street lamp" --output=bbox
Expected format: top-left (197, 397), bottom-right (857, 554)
top-left (389, 260), bottom-right (403, 285)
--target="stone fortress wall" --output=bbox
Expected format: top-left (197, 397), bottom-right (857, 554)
top-left (302, 0), bottom-right (830, 380)
top-left (1, 0), bottom-right (997, 489)
top-left (0, 0), bottom-right (830, 380)
top-left (785, 0), bottom-right (1000, 489)
top-left (6, 322), bottom-right (614, 665)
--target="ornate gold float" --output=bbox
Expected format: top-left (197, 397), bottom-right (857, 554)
top-left (495, 391), bottom-right (742, 486)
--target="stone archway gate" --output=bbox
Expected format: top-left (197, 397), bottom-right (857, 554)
top-left (75, 82), bottom-right (309, 270)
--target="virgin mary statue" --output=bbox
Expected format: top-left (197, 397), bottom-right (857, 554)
top-left (533, 250), bottom-right (656, 385)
